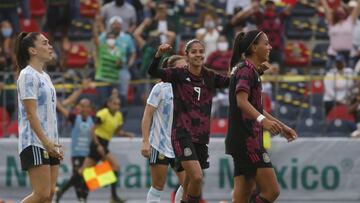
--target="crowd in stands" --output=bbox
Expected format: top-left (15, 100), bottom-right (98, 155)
top-left (1, 0), bottom-right (360, 138)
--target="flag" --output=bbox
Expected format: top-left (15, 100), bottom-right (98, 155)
top-left (82, 161), bottom-right (117, 191)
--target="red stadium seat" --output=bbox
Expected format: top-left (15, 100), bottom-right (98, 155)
top-left (29, 0), bottom-right (46, 17)
top-left (210, 118), bottom-right (228, 136)
top-left (80, 0), bottom-right (100, 18)
top-left (19, 18), bottom-right (40, 32)
top-left (326, 104), bottom-right (355, 122)
top-left (65, 43), bottom-right (88, 69)
top-left (7, 121), bottom-right (18, 137)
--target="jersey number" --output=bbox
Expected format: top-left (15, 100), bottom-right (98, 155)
top-left (194, 87), bottom-right (201, 101)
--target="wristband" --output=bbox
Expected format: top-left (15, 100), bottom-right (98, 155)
top-left (256, 114), bottom-right (266, 123)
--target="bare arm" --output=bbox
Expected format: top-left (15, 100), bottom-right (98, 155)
top-left (263, 111), bottom-right (297, 142)
top-left (61, 79), bottom-right (91, 106)
top-left (320, 0), bottom-right (333, 25)
top-left (56, 101), bottom-right (70, 118)
top-left (351, 0), bottom-right (360, 23)
top-left (128, 52), bottom-right (137, 67)
top-left (24, 100), bottom-right (63, 159)
top-left (236, 91), bottom-right (282, 135)
top-left (133, 19), bottom-right (152, 49)
top-left (141, 104), bottom-right (156, 158)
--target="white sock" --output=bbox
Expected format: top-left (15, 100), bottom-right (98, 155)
top-left (175, 185), bottom-right (183, 203)
top-left (146, 186), bottom-right (162, 203)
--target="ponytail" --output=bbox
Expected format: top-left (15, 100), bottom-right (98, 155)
top-left (229, 30), bottom-right (264, 73)
top-left (14, 32), bottom-right (40, 72)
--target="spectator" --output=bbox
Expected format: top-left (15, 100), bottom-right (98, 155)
top-left (233, 0), bottom-right (293, 64)
top-left (205, 34), bottom-right (232, 76)
top-left (101, 0), bottom-right (137, 33)
top-left (196, 11), bottom-right (220, 59)
top-left (0, 0), bottom-right (21, 33)
top-left (45, 0), bottom-right (75, 70)
top-left (133, 3), bottom-right (176, 76)
top-left (96, 16), bottom-right (137, 105)
top-left (323, 55), bottom-right (354, 115)
top-left (93, 30), bottom-right (123, 107)
top-left (0, 21), bottom-right (14, 70)
top-left (321, 0), bottom-right (360, 68)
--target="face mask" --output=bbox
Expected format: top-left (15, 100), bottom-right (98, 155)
top-left (217, 42), bottom-right (228, 51)
top-left (1, 28), bottom-right (12, 37)
top-left (204, 21), bottom-right (215, 29)
top-left (106, 38), bottom-right (116, 47)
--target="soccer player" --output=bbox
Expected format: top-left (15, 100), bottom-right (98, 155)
top-left (141, 55), bottom-right (187, 203)
top-left (148, 40), bottom-right (229, 203)
top-left (226, 30), bottom-right (297, 203)
top-left (15, 32), bottom-right (63, 203)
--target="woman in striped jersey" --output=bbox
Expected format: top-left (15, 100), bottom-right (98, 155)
top-left (15, 32), bottom-right (63, 203)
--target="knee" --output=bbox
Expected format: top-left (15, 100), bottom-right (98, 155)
top-left (263, 188), bottom-right (280, 202)
top-left (190, 173), bottom-right (203, 185)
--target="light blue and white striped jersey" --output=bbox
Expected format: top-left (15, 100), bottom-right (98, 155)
top-left (17, 66), bottom-right (58, 154)
top-left (147, 82), bottom-right (174, 158)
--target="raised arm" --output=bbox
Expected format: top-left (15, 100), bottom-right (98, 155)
top-left (147, 43), bottom-right (173, 78)
top-left (320, 0), bottom-right (334, 25)
top-left (61, 79), bottom-right (91, 107)
top-left (351, 0), bottom-right (360, 23)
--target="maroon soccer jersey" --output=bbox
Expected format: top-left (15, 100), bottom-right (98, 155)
top-left (148, 57), bottom-right (229, 144)
top-left (226, 60), bottom-right (264, 158)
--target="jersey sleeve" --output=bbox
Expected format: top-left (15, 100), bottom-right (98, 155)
top-left (17, 72), bottom-right (39, 100)
top-left (146, 83), bottom-right (163, 108)
top-left (235, 68), bottom-right (253, 94)
top-left (95, 109), bottom-right (107, 124)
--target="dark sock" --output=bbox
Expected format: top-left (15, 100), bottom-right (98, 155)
top-left (111, 171), bottom-right (119, 198)
top-left (255, 195), bottom-right (271, 203)
top-left (187, 195), bottom-right (200, 203)
top-left (180, 201), bottom-right (187, 203)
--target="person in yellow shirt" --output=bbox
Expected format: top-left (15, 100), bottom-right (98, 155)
top-left (79, 95), bottom-right (134, 203)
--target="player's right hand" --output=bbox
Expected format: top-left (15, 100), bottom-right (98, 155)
top-left (43, 140), bottom-right (63, 159)
top-left (155, 44), bottom-right (172, 58)
top-left (141, 142), bottom-right (151, 158)
top-left (262, 118), bottom-right (282, 135)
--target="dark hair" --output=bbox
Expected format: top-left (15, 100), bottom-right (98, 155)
top-left (230, 30), bottom-right (263, 69)
top-left (184, 39), bottom-right (205, 54)
top-left (161, 55), bottom-right (184, 69)
top-left (14, 32), bottom-right (41, 71)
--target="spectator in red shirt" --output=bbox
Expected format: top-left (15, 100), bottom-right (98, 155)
top-left (232, 0), bottom-right (293, 64)
top-left (205, 34), bottom-right (233, 76)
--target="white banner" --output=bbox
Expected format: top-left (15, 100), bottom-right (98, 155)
top-left (0, 138), bottom-right (360, 201)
